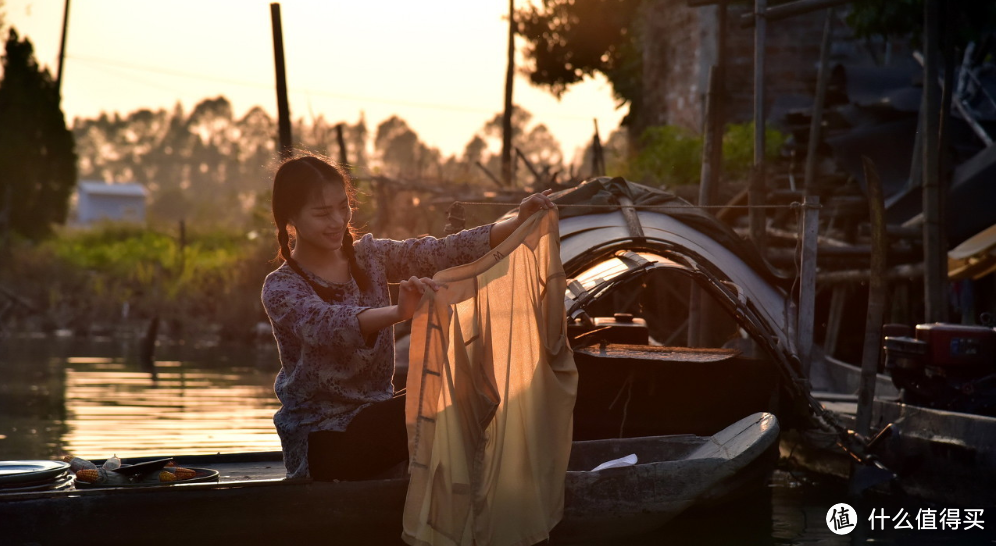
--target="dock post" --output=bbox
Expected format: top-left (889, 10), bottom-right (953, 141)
top-left (798, 195), bottom-right (819, 377)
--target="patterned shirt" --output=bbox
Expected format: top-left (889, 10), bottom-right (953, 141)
top-left (261, 225), bottom-right (493, 478)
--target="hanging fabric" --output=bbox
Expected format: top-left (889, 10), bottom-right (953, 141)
top-left (403, 209), bottom-right (578, 546)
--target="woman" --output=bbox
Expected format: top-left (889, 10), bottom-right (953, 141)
top-left (261, 154), bottom-right (555, 480)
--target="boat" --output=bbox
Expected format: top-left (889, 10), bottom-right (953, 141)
top-left (783, 345), bottom-right (996, 506)
top-left (0, 412), bottom-right (779, 546)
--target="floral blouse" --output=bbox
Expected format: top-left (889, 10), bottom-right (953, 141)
top-left (261, 225), bottom-right (493, 479)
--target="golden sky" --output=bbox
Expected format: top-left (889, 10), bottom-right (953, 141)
top-left (5, 0), bottom-right (626, 163)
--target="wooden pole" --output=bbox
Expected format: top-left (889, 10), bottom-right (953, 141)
top-left (591, 120), bottom-right (606, 176)
top-left (57, 0), bottom-right (71, 96)
top-left (750, 0), bottom-right (768, 250)
top-left (501, 0), bottom-right (516, 186)
top-left (335, 123), bottom-right (349, 167)
top-left (710, 1), bottom-right (726, 206)
top-left (823, 285), bottom-right (848, 357)
top-left (922, 0), bottom-right (945, 323)
top-left (803, 8), bottom-right (833, 194)
top-left (270, 3), bottom-right (293, 159)
top-left (515, 147), bottom-right (542, 185)
top-left (700, 66), bottom-right (720, 210)
top-left (798, 195), bottom-right (820, 377)
top-left (855, 157), bottom-right (887, 437)
top-left (690, 65), bottom-right (721, 348)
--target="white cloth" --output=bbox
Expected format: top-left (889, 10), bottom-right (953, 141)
top-left (403, 209), bottom-right (578, 546)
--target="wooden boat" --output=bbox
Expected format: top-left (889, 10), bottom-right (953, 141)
top-left (0, 412), bottom-right (778, 546)
top-left (783, 353), bottom-right (996, 506)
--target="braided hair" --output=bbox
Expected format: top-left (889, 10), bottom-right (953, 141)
top-left (271, 154), bottom-right (371, 297)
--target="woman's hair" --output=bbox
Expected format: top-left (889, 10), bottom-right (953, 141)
top-left (271, 154), bottom-right (370, 293)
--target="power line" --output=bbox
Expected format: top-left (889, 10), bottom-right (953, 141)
top-left (66, 54), bottom-right (600, 122)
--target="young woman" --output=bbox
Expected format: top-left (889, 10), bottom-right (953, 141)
top-left (261, 154), bottom-right (555, 480)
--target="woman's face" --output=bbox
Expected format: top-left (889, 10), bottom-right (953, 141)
top-left (288, 182), bottom-right (351, 252)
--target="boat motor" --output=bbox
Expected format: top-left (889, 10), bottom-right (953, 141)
top-left (884, 323), bottom-right (996, 415)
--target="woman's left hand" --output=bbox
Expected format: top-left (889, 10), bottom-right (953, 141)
top-left (517, 189), bottom-right (557, 224)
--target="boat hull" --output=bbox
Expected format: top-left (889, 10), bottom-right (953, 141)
top-left (0, 413), bottom-right (779, 546)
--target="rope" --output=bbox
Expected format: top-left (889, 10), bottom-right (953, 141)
top-left (454, 200), bottom-right (815, 211)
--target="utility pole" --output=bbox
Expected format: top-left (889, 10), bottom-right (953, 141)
top-left (57, 0), bottom-right (71, 96)
top-left (501, 0), bottom-right (516, 186)
top-left (271, 3), bottom-right (293, 159)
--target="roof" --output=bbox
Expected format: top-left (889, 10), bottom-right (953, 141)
top-left (78, 181), bottom-right (147, 198)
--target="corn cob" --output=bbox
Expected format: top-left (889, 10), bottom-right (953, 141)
top-left (75, 468), bottom-right (100, 483)
top-left (173, 467), bottom-right (197, 480)
top-left (159, 470), bottom-right (178, 483)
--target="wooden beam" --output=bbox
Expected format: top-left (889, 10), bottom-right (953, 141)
top-left (798, 195), bottom-right (820, 378)
top-left (741, 0), bottom-right (852, 28)
top-left (816, 263), bottom-right (924, 284)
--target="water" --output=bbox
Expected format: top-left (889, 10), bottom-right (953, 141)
top-left (0, 336), bottom-right (282, 459)
top-left (0, 337), bottom-right (993, 545)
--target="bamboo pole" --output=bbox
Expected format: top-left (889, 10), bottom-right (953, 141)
top-left (270, 3), bottom-right (293, 159)
top-left (803, 8), bottom-right (834, 194)
top-left (750, 0), bottom-right (768, 250)
top-left (855, 157), bottom-right (887, 437)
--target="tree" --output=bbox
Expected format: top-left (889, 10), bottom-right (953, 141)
top-left (847, 0), bottom-right (996, 50)
top-left (0, 29), bottom-right (77, 241)
top-left (516, 0), bottom-right (643, 124)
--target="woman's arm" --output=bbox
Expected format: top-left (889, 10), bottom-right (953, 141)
top-left (357, 276), bottom-right (440, 337)
top-left (489, 190), bottom-right (557, 248)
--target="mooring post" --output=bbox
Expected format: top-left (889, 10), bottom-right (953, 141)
top-left (798, 195), bottom-right (819, 378)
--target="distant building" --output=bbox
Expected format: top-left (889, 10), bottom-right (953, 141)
top-left (76, 181), bottom-right (148, 225)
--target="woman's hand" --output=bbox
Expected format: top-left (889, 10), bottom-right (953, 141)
top-left (397, 276), bottom-right (441, 320)
top-left (516, 189), bottom-right (556, 224)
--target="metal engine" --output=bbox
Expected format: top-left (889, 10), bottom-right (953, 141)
top-left (884, 323), bottom-right (996, 415)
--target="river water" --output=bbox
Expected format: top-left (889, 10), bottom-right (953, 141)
top-left (0, 337), bottom-right (992, 545)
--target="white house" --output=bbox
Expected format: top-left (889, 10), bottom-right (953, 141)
top-left (76, 181), bottom-right (148, 225)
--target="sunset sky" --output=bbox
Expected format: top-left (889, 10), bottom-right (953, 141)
top-left (4, 0), bottom-right (627, 163)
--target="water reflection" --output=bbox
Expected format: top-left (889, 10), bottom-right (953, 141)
top-left (0, 338), bottom-right (282, 459)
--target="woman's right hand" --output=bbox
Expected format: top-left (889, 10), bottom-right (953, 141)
top-left (397, 276), bottom-right (441, 320)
